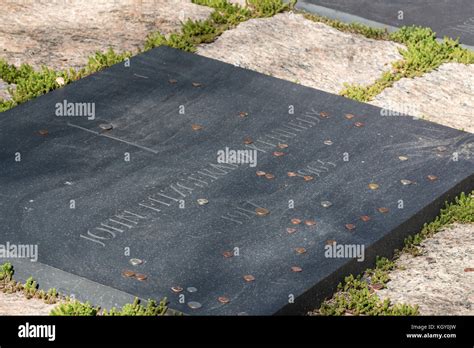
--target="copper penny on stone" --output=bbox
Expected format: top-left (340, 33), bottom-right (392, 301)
top-left (122, 270), bottom-right (135, 278)
top-left (295, 248), bottom-right (307, 254)
top-left (243, 275), bottom-right (255, 282)
top-left (427, 175), bottom-right (438, 181)
top-left (38, 129), bottom-right (49, 136)
top-left (345, 224), bottom-right (356, 231)
top-left (304, 220), bottom-right (316, 226)
top-left (278, 143), bottom-right (289, 149)
top-left (265, 173), bottom-right (275, 180)
top-left (192, 82), bottom-right (202, 87)
top-left (303, 175), bottom-right (314, 181)
top-left (273, 151), bottom-right (285, 157)
top-left (368, 183), bottom-right (379, 190)
top-left (360, 215), bottom-right (371, 222)
top-left (345, 114), bottom-right (355, 120)
top-left (171, 286), bottom-right (183, 293)
top-left (169, 79), bottom-right (178, 84)
top-left (243, 137), bottom-right (253, 145)
top-left (218, 296), bottom-right (230, 304)
top-left (239, 111), bottom-right (249, 118)
top-left (223, 251), bottom-right (234, 258)
top-left (320, 111), bottom-right (329, 118)
top-left (256, 207), bottom-right (270, 217)
top-left (287, 172), bottom-right (297, 177)
top-left (256, 170), bottom-right (266, 177)
top-left (291, 218), bottom-right (302, 225)
top-left (286, 227), bottom-right (297, 234)
top-left (291, 266), bottom-right (303, 273)
top-left (191, 124), bottom-right (203, 131)
top-left (378, 207), bottom-right (389, 213)
top-left (135, 273), bottom-right (148, 281)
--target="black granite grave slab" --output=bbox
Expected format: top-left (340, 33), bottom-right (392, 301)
top-left (0, 46), bottom-right (473, 315)
top-left (297, 0), bottom-right (474, 46)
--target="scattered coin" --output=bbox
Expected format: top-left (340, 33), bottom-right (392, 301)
top-left (129, 258), bottom-right (143, 266)
top-left (360, 215), bottom-right (371, 222)
top-left (398, 156), bottom-right (409, 161)
top-left (135, 273), bottom-right (148, 281)
top-left (256, 170), bottom-right (266, 177)
top-left (400, 179), bottom-right (413, 186)
top-left (191, 124), bottom-right (203, 131)
top-left (243, 137), bottom-right (253, 145)
top-left (239, 111), bottom-right (249, 118)
top-left (187, 287), bottom-right (198, 293)
top-left (287, 172), bottom-right (298, 177)
top-left (256, 207), bottom-right (270, 217)
top-left (273, 151), bottom-right (285, 157)
top-left (354, 122), bottom-right (365, 128)
top-left (168, 79), bottom-right (178, 84)
top-left (99, 123), bottom-right (113, 131)
top-left (171, 286), bottom-right (183, 293)
top-left (304, 220), bottom-right (316, 226)
top-left (295, 247), bottom-right (306, 254)
top-left (38, 129), bottom-right (49, 136)
top-left (323, 140), bottom-right (333, 146)
top-left (286, 227), bottom-right (297, 234)
top-left (265, 173), bottom-right (275, 180)
top-left (345, 114), bottom-right (355, 120)
top-left (303, 175), bottom-right (314, 181)
top-left (427, 175), bottom-right (438, 181)
top-left (291, 266), bottom-right (303, 273)
top-left (291, 218), bottom-right (302, 225)
top-left (368, 183), bottom-right (379, 190)
top-left (320, 112), bottom-right (329, 118)
top-left (122, 270), bottom-right (135, 278)
top-left (187, 301), bottom-right (202, 309)
top-left (223, 251), bottom-right (234, 258)
top-left (321, 201), bottom-right (332, 208)
top-left (218, 296), bottom-right (230, 304)
top-left (378, 207), bottom-right (389, 213)
top-left (192, 82), bottom-right (202, 87)
top-left (243, 275), bottom-right (255, 282)
top-left (345, 224), bottom-right (356, 231)
top-left (278, 143), bottom-right (289, 149)
top-left (197, 198), bottom-right (209, 206)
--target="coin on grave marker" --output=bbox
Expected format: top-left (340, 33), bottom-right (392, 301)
top-left (278, 143), bottom-right (289, 149)
top-left (256, 208), bottom-right (270, 217)
top-left (378, 207), bottom-right (389, 213)
top-left (345, 114), bottom-right (355, 120)
top-left (197, 198), bottom-right (209, 206)
top-left (354, 122), bottom-right (365, 128)
top-left (187, 287), bottom-right (198, 293)
top-left (171, 286), bottom-right (183, 293)
top-left (129, 258), bottom-right (143, 266)
top-left (122, 270), bottom-right (135, 278)
top-left (291, 266), bottom-right (303, 272)
top-left (427, 175), bottom-right (438, 181)
top-left (239, 111), bottom-right (249, 118)
top-left (398, 156), bottom-right (408, 161)
top-left (256, 170), bottom-right (266, 177)
top-left (223, 251), bottom-right (234, 258)
top-left (320, 112), bottom-right (329, 118)
top-left (218, 296), bottom-right (230, 304)
top-left (191, 124), bottom-right (203, 131)
top-left (303, 175), bottom-right (314, 181)
top-left (192, 82), bottom-right (202, 87)
top-left (295, 248), bottom-right (306, 254)
top-left (291, 218), bottom-right (302, 225)
top-left (273, 151), bottom-right (285, 157)
top-left (321, 201), bottom-right (332, 208)
top-left (135, 273), bottom-right (148, 281)
top-left (265, 173), bottom-right (275, 180)
top-left (38, 129), bottom-right (49, 136)
top-left (169, 79), bottom-right (178, 84)
top-left (360, 215), bottom-right (371, 222)
top-left (305, 220), bottom-right (316, 226)
top-left (324, 140), bottom-right (333, 146)
top-left (187, 301), bottom-right (202, 309)
top-left (286, 227), bottom-right (297, 234)
top-left (287, 172), bottom-right (297, 177)
top-left (243, 137), bottom-right (253, 144)
top-left (400, 179), bottom-right (413, 186)
top-left (345, 224), bottom-right (356, 231)
top-left (99, 123), bottom-right (113, 131)
top-left (243, 275), bottom-right (255, 282)
top-left (368, 183), bottom-right (379, 190)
